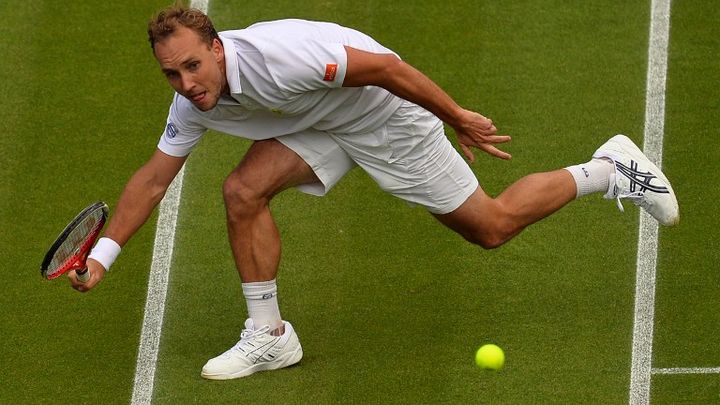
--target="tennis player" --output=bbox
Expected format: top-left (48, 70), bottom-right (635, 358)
top-left (70, 5), bottom-right (679, 380)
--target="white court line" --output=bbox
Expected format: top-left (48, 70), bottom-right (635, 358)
top-left (129, 165), bottom-right (185, 405)
top-left (130, 2), bottom-right (209, 404)
top-left (628, 0), bottom-right (672, 404)
top-left (652, 367), bottom-right (720, 375)
top-left (191, 0), bottom-right (209, 13)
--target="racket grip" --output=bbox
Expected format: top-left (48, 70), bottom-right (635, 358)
top-left (76, 268), bottom-right (90, 283)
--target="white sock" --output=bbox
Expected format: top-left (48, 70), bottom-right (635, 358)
top-left (565, 158), bottom-right (615, 198)
top-left (242, 279), bottom-right (283, 334)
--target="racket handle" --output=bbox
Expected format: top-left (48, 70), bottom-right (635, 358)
top-left (76, 268), bottom-right (90, 283)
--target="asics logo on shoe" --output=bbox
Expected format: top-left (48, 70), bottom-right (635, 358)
top-left (238, 337), bottom-right (282, 364)
top-left (615, 160), bottom-right (669, 194)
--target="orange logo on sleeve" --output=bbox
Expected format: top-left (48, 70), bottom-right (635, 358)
top-left (323, 63), bottom-right (338, 81)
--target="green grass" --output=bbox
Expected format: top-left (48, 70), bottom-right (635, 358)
top-left (1, 1), bottom-right (171, 403)
top-left (1, 1), bottom-right (718, 404)
top-left (653, 0), bottom-right (720, 391)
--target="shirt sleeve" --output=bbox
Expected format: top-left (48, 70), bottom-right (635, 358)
top-left (258, 39), bottom-right (348, 94)
top-left (157, 93), bottom-right (207, 157)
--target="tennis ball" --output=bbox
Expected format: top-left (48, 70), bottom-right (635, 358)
top-left (475, 344), bottom-right (505, 370)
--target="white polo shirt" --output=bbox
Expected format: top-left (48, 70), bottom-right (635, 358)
top-left (158, 19), bottom-right (405, 157)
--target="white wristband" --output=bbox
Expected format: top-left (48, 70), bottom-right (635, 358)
top-left (88, 237), bottom-right (122, 271)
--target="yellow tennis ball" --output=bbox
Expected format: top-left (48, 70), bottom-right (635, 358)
top-left (475, 344), bottom-right (505, 370)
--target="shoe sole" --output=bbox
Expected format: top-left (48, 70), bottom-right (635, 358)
top-left (595, 134), bottom-right (679, 226)
top-left (200, 345), bottom-right (304, 380)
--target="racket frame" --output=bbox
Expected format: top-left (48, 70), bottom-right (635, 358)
top-left (40, 201), bottom-right (109, 281)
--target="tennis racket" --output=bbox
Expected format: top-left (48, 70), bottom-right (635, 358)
top-left (40, 201), bottom-right (109, 283)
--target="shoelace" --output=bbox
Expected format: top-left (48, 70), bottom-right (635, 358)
top-left (615, 191), bottom-right (651, 212)
top-left (227, 324), bottom-right (271, 355)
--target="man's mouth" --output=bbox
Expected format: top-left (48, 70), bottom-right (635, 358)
top-left (190, 91), bottom-right (206, 103)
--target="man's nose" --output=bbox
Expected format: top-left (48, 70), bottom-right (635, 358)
top-left (180, 73), bottom-right (194, 93)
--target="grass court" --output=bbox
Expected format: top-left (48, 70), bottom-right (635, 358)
top-left (1, 0), bottom-right (718, 403)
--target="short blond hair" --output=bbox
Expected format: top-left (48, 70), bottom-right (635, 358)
top-left (148, 2), bottom-right (219, 50)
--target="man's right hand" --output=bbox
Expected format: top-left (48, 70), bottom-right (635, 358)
top-left (68, 258), bottom-right (106, 292)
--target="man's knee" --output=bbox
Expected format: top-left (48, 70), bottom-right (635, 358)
top-left (468, 231), bottom-right (507, 250)
top-left (436, 196), bottom-right (515, 250)
top-left (223, 172), bottom-right (268, 216)
top-left (469, 210), bottom-right (522, 249)
top-left (223, 139), bottom-right (316, 216)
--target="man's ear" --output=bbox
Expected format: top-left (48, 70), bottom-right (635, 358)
top-left (212, 38), bottom-right (224, 63)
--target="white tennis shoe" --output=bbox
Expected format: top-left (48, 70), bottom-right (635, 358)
top-left (593, 134), bottom-right (679, 226)
top-left (201, 319), bottom-right (303, 380)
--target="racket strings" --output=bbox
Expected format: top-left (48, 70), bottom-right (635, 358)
top-left (47, 212), bottom-right (103, 277)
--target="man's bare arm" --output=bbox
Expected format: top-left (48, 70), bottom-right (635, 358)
top-left (105, 149), bottom-right (187, 246)
top-left (342, 46), bottom-right (511, 162)
top-left (70, 149), bottom-right (186, 291)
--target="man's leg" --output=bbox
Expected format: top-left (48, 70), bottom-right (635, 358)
top-left (201, 139), bottom-right (317, 381)
top-left (223, 139), bottom-right (319, 283)
top-left (204, 132), bottom-right (355, 380)
top-left (433, 169), bottom-right (578, 249)
top-left (222, 139), bottom-right (319, 332)
top-left (434, 134), bottom-right (680, 248)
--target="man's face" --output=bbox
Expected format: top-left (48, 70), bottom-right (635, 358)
top-left (154, 26), bottom-right (226, 111)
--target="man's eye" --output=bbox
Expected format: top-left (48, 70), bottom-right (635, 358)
top-left (188, 62), bottom-right (200, 71)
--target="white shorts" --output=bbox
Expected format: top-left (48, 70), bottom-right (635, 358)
top-left (279, 102), bottom-right (479, 215)
top-left (277, 129), bottom-right (356, 196)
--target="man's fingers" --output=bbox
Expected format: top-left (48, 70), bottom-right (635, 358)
top-left (478, 134), bottom-right (511, 144)
top-left (490, 134), bottom-right (511, 144)
top-left (460, 144), bottom-right (475, 163)
top-left (479, 143), bottom-right (512, 160)
top-left (68, 270), bottom-right (91, 292)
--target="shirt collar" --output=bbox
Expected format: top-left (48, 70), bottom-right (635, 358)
top-left (219, 33), bottom-right (242, 95)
